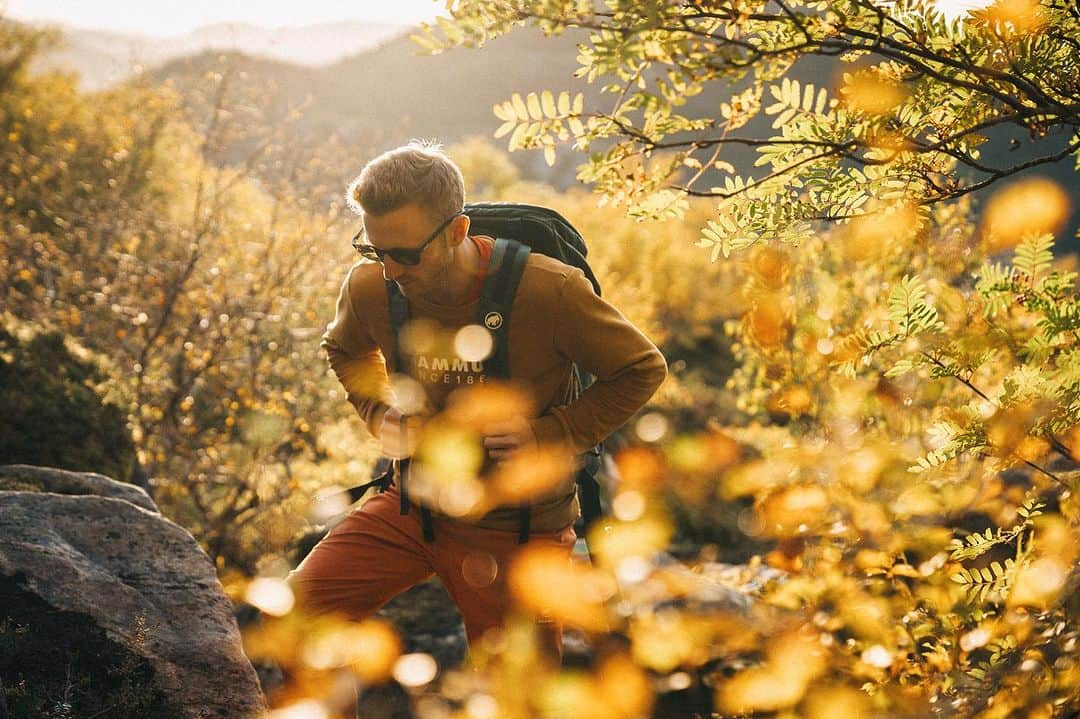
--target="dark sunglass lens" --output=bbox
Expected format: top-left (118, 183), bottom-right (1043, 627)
top-left (390, 250), bottom-right (421, 266)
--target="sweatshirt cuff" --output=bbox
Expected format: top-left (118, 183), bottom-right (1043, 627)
top-left (363, 401), bottom-right (392, 438)
top-left (530, 413), bottom-right (570, 448)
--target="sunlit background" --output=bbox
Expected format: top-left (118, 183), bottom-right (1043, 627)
top-left (2, 0), bottom-right (1078, 717)
top-left (3, 0), bottom-right (444, 34)
top-left (4, 0), bottom-right (1000, 32)
top-left (933, 0), bottom-right (994, 17)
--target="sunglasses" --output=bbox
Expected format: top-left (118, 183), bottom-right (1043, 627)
top-left (352, 210), bottom-right (464, 266)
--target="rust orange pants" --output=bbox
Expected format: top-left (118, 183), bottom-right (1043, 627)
top-left (288, 487), bottom-right (576, 647)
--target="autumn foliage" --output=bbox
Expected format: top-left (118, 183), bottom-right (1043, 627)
top-left (3, 2), bottom-right (1080, 717)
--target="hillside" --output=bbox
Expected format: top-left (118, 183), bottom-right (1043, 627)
top-left (151, 27), bottom-right (596, 185)
top-left (31, 20), bottom-right (408, 90)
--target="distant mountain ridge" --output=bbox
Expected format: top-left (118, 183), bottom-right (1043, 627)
top-left (149, 27), bottom-right (596, 184)
top-left (31, 20), bottom-right (409, 90)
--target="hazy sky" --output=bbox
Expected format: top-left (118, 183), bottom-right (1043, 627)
top-left (3, 0), bottom-right (446, 35)
top-left (3, 0), bottom-right (998, 34)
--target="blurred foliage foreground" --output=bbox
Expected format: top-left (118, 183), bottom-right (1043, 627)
top-left (2, 4), bottom-right (1080, 718)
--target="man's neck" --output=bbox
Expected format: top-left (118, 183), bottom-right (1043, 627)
top-left (421, 235), bottom-right (483, 305)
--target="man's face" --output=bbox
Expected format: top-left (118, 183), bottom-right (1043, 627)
top-left (362, 202), bottom-right (456, 298)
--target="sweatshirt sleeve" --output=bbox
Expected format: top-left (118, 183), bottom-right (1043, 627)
top-left (321, 266), bottom-right (392, 437)
top-left (529, 267), bottom-right (667, 453)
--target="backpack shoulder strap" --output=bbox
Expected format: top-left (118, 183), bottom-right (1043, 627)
top-left (385, 280), bottom-right (409, 373)
top-left (478, 238), bottom-right (532, 544)
top-left (479, 238), bottom-right (530, 379)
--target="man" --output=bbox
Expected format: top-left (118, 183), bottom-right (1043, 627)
top-left (290, 141), bottom-right (666, 652)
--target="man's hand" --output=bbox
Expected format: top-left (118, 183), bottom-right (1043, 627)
top-left (378, 407), bottom-right (422, 459)
top-left (482, 417), bottom-right (538, 461)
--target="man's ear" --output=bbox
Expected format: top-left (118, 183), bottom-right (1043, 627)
top-left (448, 213), bottom-right (471, 248)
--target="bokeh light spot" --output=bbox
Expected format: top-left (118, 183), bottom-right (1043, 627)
top-left (393, 653), bottom-right (439, 687)
top-left (309, 485), bottom-right (351, 522)
top-left (982, 177), bottom-right (1069, 251)
top-left (616, 555), bottom-right (652, 584)
top-left (465, 694), bottom-right (499, 719)
top-left (245, 577), bottom-right (295, 617)
top-left (400, 318), bottom-right (439, 356)
top-left (509, 546), bottom-right (609, 631)
top-left (667, 672), bottom-right (692, 691)
top-left (462, 552), bottom-right (499, 588)
top-left (960, 628), bottom-right (990, 652)
top-left (840, 71), bottom-right (907, 116)
top-left (861, 644), bottom-right (893, 668)
top-left (612, 489), bottom-right (647, 522)
top-left (635, 412), bottom-right (669, 442)
top-left (439, 477), bottom-right (485, 517)
top-left (268, 700), bottom-right (328, 719)
top-left (388, 373), bottom-right (428, 415)
top-left (454, 324), bottom-right (494, 362)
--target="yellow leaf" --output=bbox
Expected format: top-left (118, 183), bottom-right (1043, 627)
top-left (508, 122), bottom-right (531, 150)
top-left (541, 90), bottom-right (557, 118)
top-left (511, 93), bottom-right (529, 120)
top-left (493, 102), bottom-right (514, 122)
top-left (526, 92), bottom-right (543, 120)
top-left (557, 91), bottom-right (571, 115)
top-left (494, 120), bottom-right (517, 139)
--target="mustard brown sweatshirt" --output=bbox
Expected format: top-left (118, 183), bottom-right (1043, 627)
top-left (321, 237), bottom-right (667, 532)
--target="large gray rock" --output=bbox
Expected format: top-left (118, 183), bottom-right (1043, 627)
top-left (0, 464), bottom-right (266, 718)
top-left (0, 463), bottom-right (157, 511)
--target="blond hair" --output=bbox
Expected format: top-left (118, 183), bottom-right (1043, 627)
top-left (347, 140), bottom-right (465, 222)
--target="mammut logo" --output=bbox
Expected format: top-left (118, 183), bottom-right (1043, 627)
top-left (484, 312), bottom-right (503, 330)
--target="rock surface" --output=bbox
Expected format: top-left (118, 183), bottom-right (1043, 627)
top-left (0, 463), bottom-right (156, 511)
top-left (0, 464), bottom-right (266, 718)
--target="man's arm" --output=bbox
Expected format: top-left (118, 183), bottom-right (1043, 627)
top-left (529, 268), bottom-right (667, 454)
top-left (321, 266), bottom-right (393, 438)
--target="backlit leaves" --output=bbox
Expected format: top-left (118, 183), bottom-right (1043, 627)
top-left (493, 91), bottom-right (589, 165)
top-left (434, 0), bottom-right (1079, 239)
top-left (764, 78), bottom-right (834, 128)
top-left (888, 275), bottom-right (945, 336)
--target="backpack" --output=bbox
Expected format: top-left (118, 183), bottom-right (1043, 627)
top-left (346, 202), bottom-right (609, 544)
